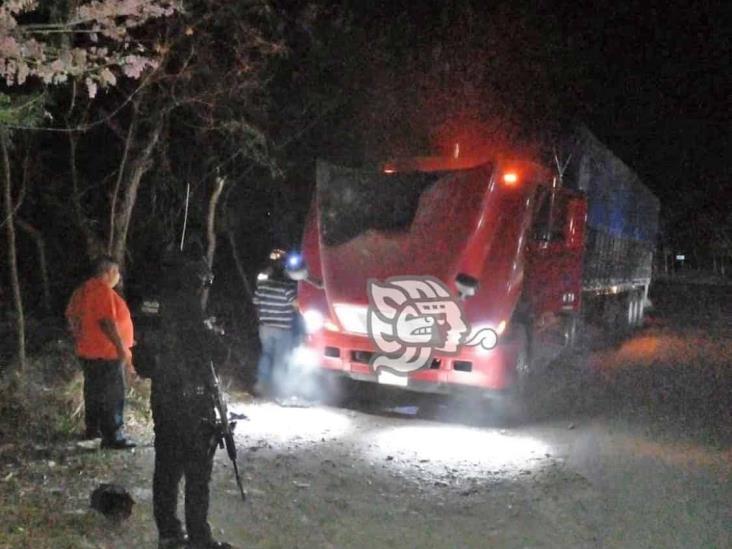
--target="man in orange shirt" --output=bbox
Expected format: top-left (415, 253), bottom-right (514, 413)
top-left (66, 256), bottom-right (137, 449)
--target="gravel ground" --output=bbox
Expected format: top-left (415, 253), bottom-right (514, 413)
top-left (1, 281), bottom-right (731, 548)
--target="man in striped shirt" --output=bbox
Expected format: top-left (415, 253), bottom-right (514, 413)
top-left (252, 260), bottom-right (298, 396)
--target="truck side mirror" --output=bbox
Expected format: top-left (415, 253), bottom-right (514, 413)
top-left (455, 273), bottom-right (479, 300)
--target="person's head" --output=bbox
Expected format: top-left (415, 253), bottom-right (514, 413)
top-left (269, 260), bottom-right (287, 281)
top-left (94, 256), bottom-right (121, 288)
top-left (266, 248), bottom-right (288, 281)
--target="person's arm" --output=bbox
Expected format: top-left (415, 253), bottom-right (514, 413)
top-left (65, 289), bottom-right (82, 340)
top-left (67, 314), bottom-right (81, 340)
top-left (286, 285), bottom-right (298, 312)
top-left (99, 318), bottom-right (133, 369)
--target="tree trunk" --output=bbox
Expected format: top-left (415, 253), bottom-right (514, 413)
top-left (108, 102), bottom-right (138, 254)
top-left (225, 220), bottom-right (253, 304)
top-left (110, 121), bottom-right (163, 268)
top-left (1, 131), bottom-right (26, 371)
top-left (201, 176), bottom-right (225, 312)
top-left (15, 217), bottom-right (51, 312)
top-left (69, 132), bottom-right (104, 261)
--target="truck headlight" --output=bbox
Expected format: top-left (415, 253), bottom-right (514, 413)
top-left (303, 310), bottom-right (324, 333)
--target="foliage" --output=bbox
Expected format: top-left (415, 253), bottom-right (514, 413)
top-left (158, 0), bottom-right (289, 173)
top-left (0, 91), bottom-right (44, 126)
top-left (0, 0), bottom-right (179, 99)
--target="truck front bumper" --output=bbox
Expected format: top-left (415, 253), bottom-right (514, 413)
top-left (300, 331), bottom-right (519, 396)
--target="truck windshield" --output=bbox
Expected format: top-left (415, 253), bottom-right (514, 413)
top-left (318, 166), bottom-right (458, 247)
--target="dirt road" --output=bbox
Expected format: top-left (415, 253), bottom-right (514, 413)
top-left (214, 391), bottom-right (731, 549)
top-left (2, 281), bottom-right (731, 548)
top-left (44, 384), bottom-right (728, 549)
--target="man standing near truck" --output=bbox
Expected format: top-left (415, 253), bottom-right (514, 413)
top-left (253, 250), bottom-right (298, 397)
top-left (65, 256), bottom-right (136, 449)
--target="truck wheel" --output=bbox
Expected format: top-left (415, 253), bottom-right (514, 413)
top-left (624, 292), bottom-right (635, 330)
top-left (492, 324), bottom-right (531, 425)
top-left (560, 313), bottom-right (579, 350)
top-left (625, 290), bottom-right (644, 330)
top-left (601, 295), bottom-right (621, 331)
top-left (513, 326), bottom-right (531, 396)
top-left (634, 290), bottom-right (645, 328)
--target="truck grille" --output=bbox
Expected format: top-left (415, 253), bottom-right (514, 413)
top-left (453, 360), bottom-right (473, 372)
top-left (351, 350), bottom-right (374, 364)
top-left (324, 347), bottom-right (341, 358)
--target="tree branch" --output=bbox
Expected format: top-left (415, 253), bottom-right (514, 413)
top-left (15, 217), bottom-right (51, 311)
top-left (201, 174), bottom-right (226, 312)
top-left (108, 99), bottom-right (139, 252)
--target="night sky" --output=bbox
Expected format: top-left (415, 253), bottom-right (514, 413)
top-left (347, 0), bottom-right (728, 216)
top-left (554, 1), bottom-right (728, 212)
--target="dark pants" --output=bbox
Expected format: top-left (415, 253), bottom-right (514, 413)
top-left (80, 358), bottom-right (125, 443)
top-left (152, 408), bottom-right (215, 544)
top-left (257, 325), bottom-right (293, 390)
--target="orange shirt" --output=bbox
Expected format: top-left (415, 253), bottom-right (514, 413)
top-left (65, 277), bottom-right (134, 360)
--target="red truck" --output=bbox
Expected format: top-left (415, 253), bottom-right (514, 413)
top-left (290, 126), bottom-right (659, 401)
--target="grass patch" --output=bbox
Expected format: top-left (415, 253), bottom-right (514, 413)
top-left (0, 335), bottom-right (152, 451)
top-left (0, 330), bottom-right (156, 548)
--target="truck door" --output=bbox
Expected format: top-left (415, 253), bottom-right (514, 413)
top-left (524, 185), bottom-right (586, 346)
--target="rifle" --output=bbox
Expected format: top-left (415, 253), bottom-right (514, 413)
top-left (208, 360), bottom-right (247, 502)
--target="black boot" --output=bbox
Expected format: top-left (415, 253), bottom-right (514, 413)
top-left (157, 532), bottom-right (188, 548)
top-left (188, 540), bottom-right (233, 549)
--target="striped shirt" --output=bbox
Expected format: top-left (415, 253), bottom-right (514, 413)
top-left (253, 278), bottom-right (297, 329)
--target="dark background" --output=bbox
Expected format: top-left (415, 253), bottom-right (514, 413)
top-left (1, 0), bottom-right (729, 324)
top-left (279, 0), bottom-right (728, 250)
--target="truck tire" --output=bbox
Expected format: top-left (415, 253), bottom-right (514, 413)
top-left (625, 289), bottom-right (644, 330)
top-left (601, 294), bottom-right (621, 331)
top-left (513, 325), bottom-right (531, 396)
top-left (492, 324), bottom-right (532, 425)
top-left (625, 291), bottom-right (636, 330)
top-left (560, 313), bottom-right (579, 350)
top-left (633, 290), bottom-right (645, 328)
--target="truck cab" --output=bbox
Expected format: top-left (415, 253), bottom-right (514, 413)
top-left (293, 154), bottom-right (588, 397)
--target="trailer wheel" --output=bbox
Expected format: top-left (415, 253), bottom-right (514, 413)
top-left (633, 290), bottom-right (645, 328)
top-left (601, 294), bottom-right (621, 331)
top-left (625, 290), bottom-right (645, 330)
top-left (625, 292), bottom-right (636, 329)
